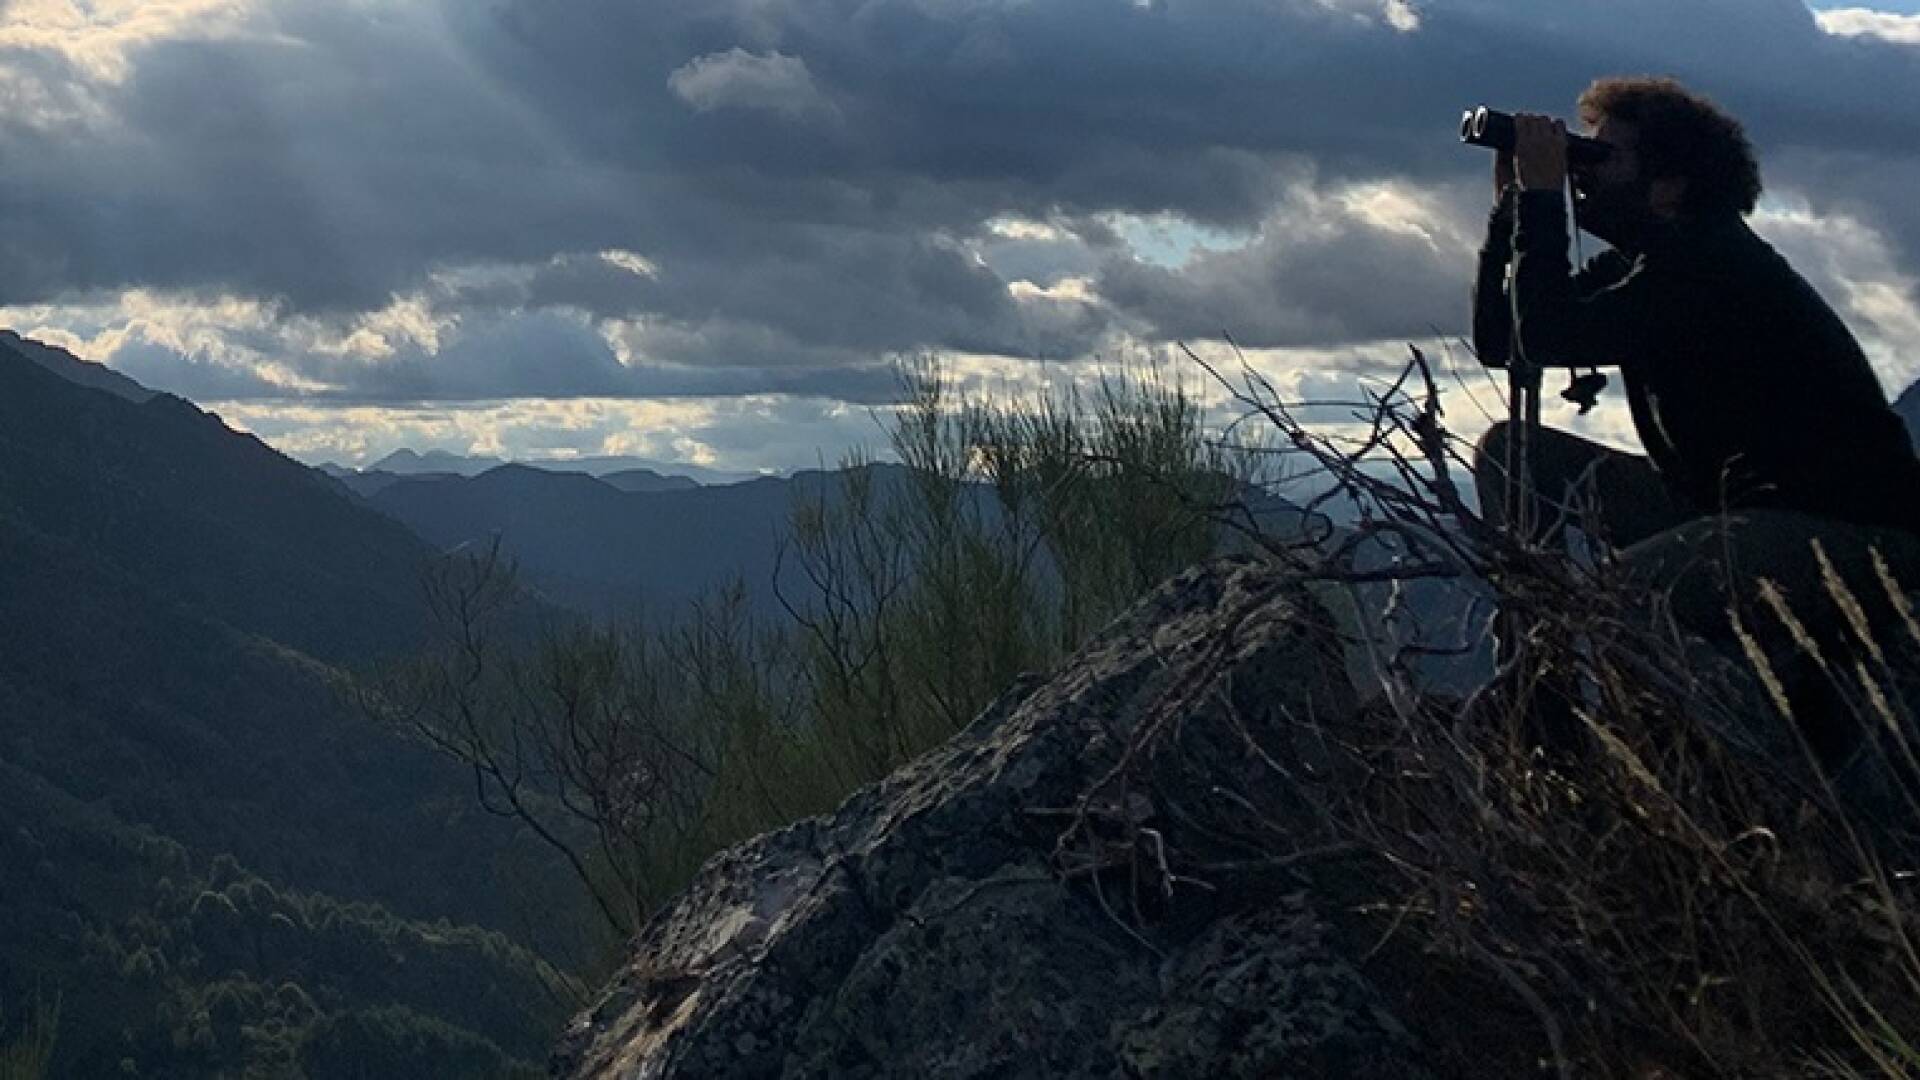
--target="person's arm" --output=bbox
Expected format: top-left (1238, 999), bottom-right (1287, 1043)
top-left (1511, 191), bottom-right (1648, 369)
top-left (1473, 188), bottom-right (1635, 369)
top-left (1470, 184), bottom-right (1520, 368)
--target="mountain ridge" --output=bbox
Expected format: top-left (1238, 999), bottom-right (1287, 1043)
top-left (363, 447), bottom-right (756, 487)
top-left (0, 350), bottom-right (435, 663)
top-left (0, 329), bottom-right (156, 404)
top-left (363, 462), bottom-right (853, 619)
top-left (0, 333), bottom-right (584, 1075)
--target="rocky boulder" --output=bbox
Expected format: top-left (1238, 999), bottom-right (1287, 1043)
top-left (553, 556), bottom-right (1452, 1078)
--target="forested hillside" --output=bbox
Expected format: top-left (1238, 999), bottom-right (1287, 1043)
top-left (0, 339), bottom-right (586, 1076)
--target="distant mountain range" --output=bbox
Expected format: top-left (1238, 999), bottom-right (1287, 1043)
top-left (360, 463), bottom-right (895, 621)
top-left (345, 386), bottom-right (1920, 681)
top-left (321, 459), bottom-right (703, 501)
top-left (356, 455), bottom-right (1354, 634)
top-left (1896, 380), bottom-right (1920, 453)
top-left (336, 447), bottom-right (763, 487)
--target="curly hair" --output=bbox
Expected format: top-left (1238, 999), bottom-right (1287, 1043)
top-left (1577, 76), bottom-right (1762, 216)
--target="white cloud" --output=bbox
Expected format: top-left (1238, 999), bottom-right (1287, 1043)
top-left (1813, 7), bottom-right (1920, 43)
top-left (1333, 182), bottom-right (1472, 252)
top-left (986, 217), bottom-right (1067, 243)
top-left (318, 294), bottom-right (454, 360)
top-left (1311, 0), bottom-right (1422, 33)
top-left (208, 393), bottom-right (888, 475)
top-left (1008, 277), bottom-right (1098, 304)
top-left (0, 0), bottom-right (264, 127)
top-left (0, 0), bottom-right (259, 82)
top-left (600, 249), bottom-right (659, 279)
top-left (4, 288), bottom-right (322, 394)
top-left (667, 48), bottom-right (829, 116)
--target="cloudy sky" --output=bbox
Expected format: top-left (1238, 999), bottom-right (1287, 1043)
top-left (3, 0), bottom-right (1919, 473)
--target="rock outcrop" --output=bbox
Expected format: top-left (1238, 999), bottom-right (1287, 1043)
top-left (554, 557), bottom-right (1453, 1078)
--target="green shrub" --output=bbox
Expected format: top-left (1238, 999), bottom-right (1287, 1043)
top-left (375, 356), bottom-right (1256, 958)
top-left (301, 1005), bottom-right (542, 1080)
top-left (0, 994), bottom-right (59, 1080)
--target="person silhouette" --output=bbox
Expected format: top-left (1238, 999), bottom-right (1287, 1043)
top-left (1470, 76), bottom-right (1920, 766)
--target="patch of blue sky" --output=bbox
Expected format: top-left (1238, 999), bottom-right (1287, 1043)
top-left (1106, 213), bottom-right (1254, 269)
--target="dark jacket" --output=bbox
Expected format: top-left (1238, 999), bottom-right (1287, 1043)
top-left (1474, 187), bottom-right (1920, 534)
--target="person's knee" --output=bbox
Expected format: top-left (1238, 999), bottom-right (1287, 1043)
top-left (1475, 421), bottom-right (1512, 470)
top-left (1474, 421), bottom-right (1513, 504)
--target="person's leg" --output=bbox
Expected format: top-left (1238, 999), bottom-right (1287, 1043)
top-left (1473, 424), bottom-right (1696, 758)
top-left (1621, 510), bottom-right (1920, 766)
top-left (1473, 421), bottom-right (1691, 547)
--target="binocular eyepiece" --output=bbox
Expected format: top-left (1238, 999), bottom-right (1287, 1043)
top-left (1461, 106), bottom-right (1611, 167)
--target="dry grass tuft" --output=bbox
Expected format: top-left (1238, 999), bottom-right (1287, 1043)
top-left (1060, 344), bottom-right (1920, 1077)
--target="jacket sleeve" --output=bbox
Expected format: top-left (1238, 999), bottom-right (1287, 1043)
top-left (1475, 189), bottom-right (1643, 369)
top-left (1470, 186), bottom-right (1520, 368)
top-left (1508, 191), bottom-right (1647, 370)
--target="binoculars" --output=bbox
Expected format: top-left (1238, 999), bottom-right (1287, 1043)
top-left (1460, 106), bottom-right (1611, 167)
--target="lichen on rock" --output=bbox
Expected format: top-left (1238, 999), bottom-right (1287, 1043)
top-left (552, 556), bottom-right (1437, 1078)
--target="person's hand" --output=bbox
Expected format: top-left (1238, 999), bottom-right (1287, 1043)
top-left (1512, 112), bottom-right (1568, 193)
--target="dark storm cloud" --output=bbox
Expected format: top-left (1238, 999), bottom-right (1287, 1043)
top-left (6, 0), bottom-right (1920, 404)
top-left (474, 0), bottom-right (1920, 312)
top-left (1096, 175), bottom-right (1486, 348)
top-left (2, 0), bottom-right (1446, 318)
